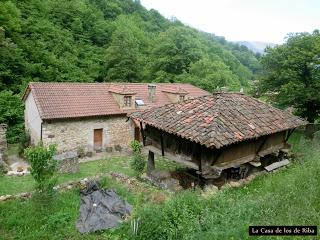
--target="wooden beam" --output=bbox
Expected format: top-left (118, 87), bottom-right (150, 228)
top-left (210, 150), bottom-right (223, 166)
top-left (160, 131), bottom-right (164, 156)
top-left (285, 129), bottom-right (295, 142)
top-left (140, 121), bottom-right (145, 146)
top-left (258, 143), bottom-right (285, 157)
top-left (147, 151), bottom-right (155, 175)
top-left (199, 146), bottom-right (204, 172)
top-left (256, 136), bottom-right (268, 155)
top-left (214, 154), bottom-right (256, 169)
top-left (144, 145), bottom-right (198, 170)
top-left (264, 159), bottom-right (290, 172)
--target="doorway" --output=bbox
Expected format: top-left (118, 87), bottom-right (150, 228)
top-left (94, 128), bottom-right (103, 151)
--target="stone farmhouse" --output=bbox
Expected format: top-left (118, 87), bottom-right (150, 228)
top-left (23, 82), bottom-right (209, 154)
top-left (130, 93), bottom-right (307, 180)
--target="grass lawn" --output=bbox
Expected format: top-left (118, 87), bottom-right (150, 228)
top-left (0, 154), bottom-right (180, 195)
top-left (0, 134), bottom-right (319, 239)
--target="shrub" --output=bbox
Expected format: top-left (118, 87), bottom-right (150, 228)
top-left (0, 161), bottom-right (8, 175)
top-left (130, 153), bottom-right (146, 178)
top-left (18, 131), bottom-right (30, 156)
top-left (0, 91), bottom-right (24, 144)
top-left (130, 140), bottom-right (142, 154)
top-left (24, 143), bottom-right (57, 193)
top-left (130, 140), bottom-right (145, 177)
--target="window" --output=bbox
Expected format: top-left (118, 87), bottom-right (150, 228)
top-left (124, 96), bottom-right (132, 107)
top-left (135, 99), bottom-right (145, 106)
top-left (179, 95), bottom-right (185, 102)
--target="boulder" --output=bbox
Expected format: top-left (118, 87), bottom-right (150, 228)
top-left (54, 151), bottom-right (79, 173)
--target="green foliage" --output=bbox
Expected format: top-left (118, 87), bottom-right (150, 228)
top-left (133, 191), bottom-right (204, 240)
top-left (183, 58), bottom-right (241, 92)
top-left (150, 26), bottom-right (203, 81)
top-left (0, 0), bottom-right (260, 143)
top-left (24, 143), bottom-right (57, 192)
top-left (18, 130), bottom-right (30, 156)
top-left (0, 1), bottom-right (21, 34)
top-left (0, 136), bottom-right (319, 239)
top-left (130, 140), bottom-right (145, 177)
top-left (259, 30), bottom-right (320, 122)
top-left (0, 0), bottom-right (259, 87)
top-left (0, 90), bottom-right (24, 143)
top-left (42, 212), bottom-right (72, 231)
top-left (130, 154), bottom-right (145, 178)
top-left (0, 161), bottom-right (8, 175)
top-left (130, 140), bottom-right (142, 153)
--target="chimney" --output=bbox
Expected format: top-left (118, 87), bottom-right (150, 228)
top-left (148, 84), bottom-right (156, 103)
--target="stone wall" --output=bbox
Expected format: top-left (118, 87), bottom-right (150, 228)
top-left (54, 151), bottom-right (79, 173)
top-left (24, 91), bottom-right (42, 144)
top-left (42, 116), bottom-right (135, 154)
top-left (0, 124), bottom-right (8, 172)
top-left (0, 124), bottom-right (7, 152)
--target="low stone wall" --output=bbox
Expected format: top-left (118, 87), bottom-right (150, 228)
top-left (0, 172), bottom-right (150, 202)
top-left (0, 124), bottom-right (8, 173)
top-left (54, 151), bottom-right (79, 173)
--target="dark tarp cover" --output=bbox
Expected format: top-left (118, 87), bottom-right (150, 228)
top-left (76, 181), bottom-right (132, 234)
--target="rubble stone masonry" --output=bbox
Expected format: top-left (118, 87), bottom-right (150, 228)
top-left (42, 116), bottom-right (134, 153)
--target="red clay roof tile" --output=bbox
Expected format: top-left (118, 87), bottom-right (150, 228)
top-left (24, 82), bottom-right (209, 120)
top-left (130, 93), bottom-right (308, 149)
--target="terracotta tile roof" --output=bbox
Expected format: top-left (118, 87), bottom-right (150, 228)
top-left (161, 86), bottom-right (189, 95)
top-left (129, 93), bottom-right (308, 149)
top-left (23, 82), bottom-right (209, 120)
top-left (108, 85), bottom-right (137, 95)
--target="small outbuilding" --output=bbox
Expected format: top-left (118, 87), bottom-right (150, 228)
top-left (129, 93), bottom-right (307, 180)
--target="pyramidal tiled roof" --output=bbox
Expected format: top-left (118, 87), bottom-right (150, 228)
top-left (130, 93), bottom-right (308, 149)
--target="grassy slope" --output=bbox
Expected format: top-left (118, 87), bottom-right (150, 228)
top-left (191, 137), bottom-right (320, 239)
top-left (0, 134), bottom-right (319, 239)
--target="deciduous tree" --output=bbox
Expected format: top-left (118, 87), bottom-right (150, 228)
top-left (259, 30), bottom-right (320, 124)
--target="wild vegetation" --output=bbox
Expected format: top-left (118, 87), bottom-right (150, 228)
top-left (24, 143), bottom-right (57, 192)
top-left (130, 140), bottom-right (146, 178)
top-left (258, 30), bottom-right (320, 124)
top-left (0, 134), bottom-right (319, 239)
top-left (0, 0), bottom-right (261, 143)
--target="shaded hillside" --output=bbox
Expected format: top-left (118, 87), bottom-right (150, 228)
top-left (0, 0), bottom-right (261, 93)
top-left (0, 0), bottom-right (262, 143)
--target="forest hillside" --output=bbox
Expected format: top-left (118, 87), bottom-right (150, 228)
top-left (0, 0), bottom-right (262, 142)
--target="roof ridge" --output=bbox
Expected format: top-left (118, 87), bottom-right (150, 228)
top-left (28, 82), bottom-right (199, 86)
top-left (212, 91), bottom-right (245, 95)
